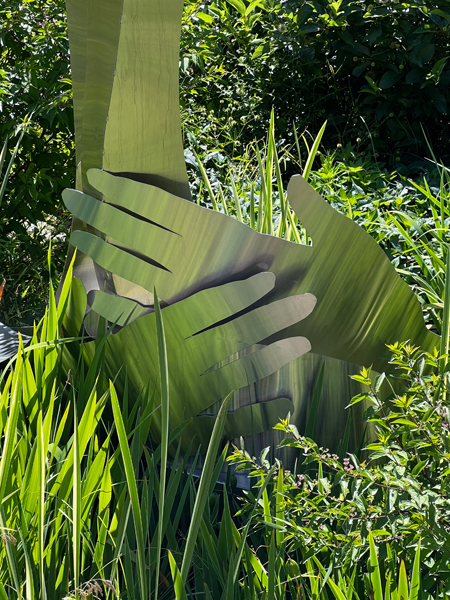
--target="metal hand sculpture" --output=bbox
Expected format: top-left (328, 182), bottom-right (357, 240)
top-left (81, 272), bottom-right (315, 446)
top-left (64, 169), bottom-right (438, 372)
top-left (62, 0), bottom-right (440, 452)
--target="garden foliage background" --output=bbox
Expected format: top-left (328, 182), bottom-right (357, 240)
top-left (1, 1), bottom-right (450, 598)
top-left (0, 0), bottom-right (449, 325)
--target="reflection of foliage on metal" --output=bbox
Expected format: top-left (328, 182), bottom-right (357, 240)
top-left (65, 0), bottom-right (189, 200)
top-left (63, 0), bottom-right (439, 450)
top-left (82, 273), bottom-right (316, 448)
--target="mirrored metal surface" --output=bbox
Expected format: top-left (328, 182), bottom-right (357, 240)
top-left (81, 273), bottom-right (316, 445)
top-left (63, 0), bottom-right (440, 458)
top-left (65, 0), bottom-right (190, 200)
top-left (0, 323), bottom-right (30, 363)
top-left (64, 170), bottom-right (438, 373)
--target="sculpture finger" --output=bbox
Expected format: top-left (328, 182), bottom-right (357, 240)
top-left (187, 293), bottom-right (316, 370)
top-left (200, 337), bottom-right (311, 400)
top-left (87, 168), bottom-right (197, 233)
top-left (285, 175), bottom-right (439, 368)
top-left (183, 397), bottom-right (294, 451)
top-left (70, 231), bottom-right (170, 293)
top-left (287, 175), bottom-right (347, 244)
top-left (164, 272), bottom-right (276, 338)
top-left (63, 188), bottom-right (179, 266)
top-left (89, 290), bottom-right (150, 327)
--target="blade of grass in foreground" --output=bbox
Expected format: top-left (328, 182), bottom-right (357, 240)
top-left (169, 551), bottom-right (189, 600)
top-left (179, 393), bottom-right (232, 586)
top-left (73, 400), bottom-right (81, 600)
top-left (154, 290), bottom-right (170, 600)
top-left (369, 532), bottom-right (383, 600)
top-left (410, 539), bottom-right (421, 600)
top-left (440, 250), bottom-right (450, 363)
top-left (397, 561), bottom-right (408, 600)
top-left (302, 121), bottom-right (327, 183)
top-left (0, 341), bottom-right (23, 506)
top-left (111, 382), bottom-right (148, 600)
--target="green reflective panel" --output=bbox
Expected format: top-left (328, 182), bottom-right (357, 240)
top-left (65, 0), bottom-right (123, 195)
top-left (64, 170), bottom-right (438, 373)
top-left (63, 0), bottom-right (439, 456)
top-left (103, 0), bottom-right (190, 200)
top-left (192, 352), bottom-right (371, 455)
top-left (65, 0), bottom-right (189, 200)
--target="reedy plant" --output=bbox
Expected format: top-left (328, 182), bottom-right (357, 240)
top-left (0, 258), bottom-right (119, 599)
top-left (193, 114), bottom-right (326, 243)
top-left (376, 162), bottom-right (450, 335)
top-left (0, 255), bottom-right (240, 599)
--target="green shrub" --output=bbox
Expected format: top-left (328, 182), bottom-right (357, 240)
top-left (181, 0), bottom-right (450, 167)
top-left (0, 0), bottom-right (73, 326)
top-left (229, 341), bottom-right (450, 599)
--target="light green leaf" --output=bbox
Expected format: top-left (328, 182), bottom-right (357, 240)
top-left (225, 0), bottom-right (246, 16)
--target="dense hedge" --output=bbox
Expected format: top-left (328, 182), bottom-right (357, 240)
top-left (0, 0), bottom-right (72, 323)
top-left (181, 0), bottom-right (450, 167)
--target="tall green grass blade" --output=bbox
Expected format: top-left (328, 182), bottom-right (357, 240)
top-left (0, 128), bottom-right (25, 209)
top-left (306, 558), bottom-right (319, 600)
top-left (302, 121), bottom-right (326, 182)
top-left (109, 490), bottom-right (131, 587)
top-left (0, 507), bottom-right (20, 597)
top-left (255, 144), bottom-right (266, 233)
top-left (37, 410), bottom-right (47, 600)
top-left (154, 289), bottom-right (170, 600)
top-left (249, 182), bottom-right (255, 229)
top-left (276, 466), bottom-right (284, 546)
top-left (368, 532), bottom-right (383, 600)
top-left (293, 122), bottom-right (302, 171)
top-left (268, 531), bottom-right (276, 600)
top-left (18, 528), bottom-right (35, 600)
top-left (327, 576), bottom-right (348, 600)
top-left (274, 144), bottom-right (287, 238)
top-left (110, 382), bottom-right (148, 600)
top-left (440, 249), bottom-right (450, 365)
top-left (0, 582), bottom-right (8, 600)
top-left (410, 539), bottom-right (421, 600)
top-left (397, 561), bottom-right (408, 600)
top-left (286, 206), bottom-right (301, 244)
top-left (218, 183), bottom-right (229, 215)
top-left (0, 345), bottom-right (22, 506)
top-left (194, 149), bottom-right (218, 210)
top-left (0, 138), bottom-right (8, 177)
top-left (57, 252), bottom-right (77, 326)
top-left (73, 400), bottom-right (81, 599)
top-left (264, 109), bottom-right (275, 236)
top-left (180, 393), bottom-right (231, 586)
top-left (228, 465), bottom-right (276, 595)
top-left (169, 550), bottom-right (189, 600)
top-left (229, 172), bottom-right (243, 222)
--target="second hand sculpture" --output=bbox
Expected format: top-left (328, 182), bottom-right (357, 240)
top-left (62, 0), bottom-right (439, 450)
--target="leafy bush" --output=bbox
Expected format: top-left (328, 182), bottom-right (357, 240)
top-left (229, 341), bottom-right (450, 599)
top-left (181, 0), bottom-right (450, 167)
top-left (0, 0), bottom-right (73, 326)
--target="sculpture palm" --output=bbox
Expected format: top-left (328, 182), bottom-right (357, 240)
top-left (82, 272), bottom-right (315, 446)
